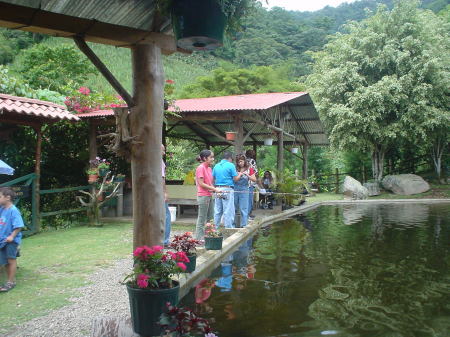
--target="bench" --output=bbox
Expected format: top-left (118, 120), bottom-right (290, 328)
top-left (167, 185), bottom-right (197, 215)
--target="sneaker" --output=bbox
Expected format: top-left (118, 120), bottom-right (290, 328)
top-left (249, 215), bottom-right (256, 220)
top-left (0, 282), bottom-right (16, 292)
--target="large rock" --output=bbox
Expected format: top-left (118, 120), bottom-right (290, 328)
top-left (363, 182), bottom-right (381, 196)
top-left (342, 176), bottom-right (369, 200)
top-left (382, 174), bottom-right (430, 195)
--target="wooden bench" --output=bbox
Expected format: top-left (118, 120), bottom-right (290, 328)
top-left (166, 185), bottom-right (197, 215)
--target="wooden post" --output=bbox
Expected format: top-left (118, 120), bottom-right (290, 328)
top-left (302, 143), bottom-right (309, 180)
top-left (277, 131), bottom-right (284, 174)
top-left (362, 165), bottom-right (366, 183)
top-left (335, 168), bottom-right (339, 194)
top-left (388, 159), bottom-right (392, 175)
top-left (33, 125), bottom-right (42, 231)
top-left (253, 142), bottom-right (257, 154)
top-left (130, 44), bottom-right (164, 249)
top-left (234, 115), bottom-right (244, 155)
top-left (89, 120), bottom-right (98, 161)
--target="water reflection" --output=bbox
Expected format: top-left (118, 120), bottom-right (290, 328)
top-left (181, 203), bottom-right (450, 337)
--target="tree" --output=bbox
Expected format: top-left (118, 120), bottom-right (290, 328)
top-left (307, 1), bottom-right (450, 181)
top-left (181, 65), bottom-right (304, 98)
top-left (13, 44), bottom-right (95, 93)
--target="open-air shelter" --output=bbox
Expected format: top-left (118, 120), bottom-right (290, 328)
top-left (0, 93), bottom-right (80, 232)
top-left (77, 92), bottom-right (328, 178)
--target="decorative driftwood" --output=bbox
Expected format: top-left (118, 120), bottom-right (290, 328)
top-left (77, 172), bottom-right (122, 226)
top-left (99, 107), bottom-right (141, 160)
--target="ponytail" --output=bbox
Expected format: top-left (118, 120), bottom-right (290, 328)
top-left (197, 149), bottom-right (212, 162)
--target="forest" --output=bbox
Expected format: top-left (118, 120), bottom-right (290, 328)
top-left (0, 0), bottom-right (449, 225)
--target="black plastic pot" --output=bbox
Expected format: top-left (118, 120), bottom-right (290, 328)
top-left (171, 0), bottom-right (226, 51)
top-left (126, 281), bottom-right (179, 336)
top-left (205, 236), bottom-right (223, 250)
top-left (184, 254), bottom-right (197, 273)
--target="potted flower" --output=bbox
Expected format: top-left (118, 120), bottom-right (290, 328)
top-left (97, 160), bottom-right (110, 177)
top-left (159, 303), bottom-right (217, 337)
top-left (86, 168), bottom-right (98, 184)
top-left (169, 232), bottom-right (202, 273)
top-left (113, 173), bottom-right (125, 182)
top-left (163, 0), bottom-right (259, 51)
top-left (204, 222), bottom-right (223, 250)
top-left (123, 245), bottom-right (189, 336)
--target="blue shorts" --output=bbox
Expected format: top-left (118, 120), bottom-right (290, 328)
top-left (0, 242), bottom-right (19, 265)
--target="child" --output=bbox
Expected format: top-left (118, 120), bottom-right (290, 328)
top-left (0, 187), bottom-right (24, 292)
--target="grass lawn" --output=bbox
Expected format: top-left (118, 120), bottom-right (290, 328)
top-left (0, 222), bottom-right (193, 334)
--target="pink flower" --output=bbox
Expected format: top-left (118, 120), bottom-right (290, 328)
top-left (152, 245), bottom-right (164, 252)
top-left (133, 246), bottom-right (154, 260)
top-left (168, 251), bottom-right (177, 260)
top-left (78, 86), bottom-right (91, 95)
top-left (177, 262), bottom-right (187, 271)
top-left (176, 251), bottom-right (190, 263)
top-left (165, 79), bottom-right (175, 84)
top-left (137, 274), bottom-right (149, 288)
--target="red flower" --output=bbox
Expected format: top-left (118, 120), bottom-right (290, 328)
top-left (176, 251), bottom-right (190, 263)
top-left (177, 262), bottom-right (187, 271)
top-left (137, 274), bottom-right (149, 288)
top-left (165, 79), bottom-right (175, 84)
top-left (78, 86), bottom-right (91, 95)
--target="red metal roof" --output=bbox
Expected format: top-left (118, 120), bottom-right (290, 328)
top-left (76, 92), bottom-right (309, 118)
top-left (0, 93), bottom-right (79, 121)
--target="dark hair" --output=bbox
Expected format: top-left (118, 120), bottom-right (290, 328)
top-left (0, 187), bottom-right (16, 201)
top-left (235, 154), bottom-right (249, 170)
top-left (263, 171), bottom-right (272, 178)
top-left (197, 149), bottom-right (212, 162)
top-left (245, 149), bottom-right (256, 159)
top-left (223, 151), bottom-right (233, 160)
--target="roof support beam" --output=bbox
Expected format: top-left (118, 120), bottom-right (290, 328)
top-left (190, 121), bottom-right (234, 146)
top-left (74, 36), bottom-right (135, 107)
top-left (184, 122), bottom-right (210, 144)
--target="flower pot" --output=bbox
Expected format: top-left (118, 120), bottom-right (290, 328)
top-left (291, 147), bottom-right (299, 154)
top-left (171, 0), bottom-right (226, 51)
top-left (184, 254), bottom-right (197, 273)
top-left (127, 281), bottom-right (180, 336)
top-left (264, 138), bottom-right (273, 146)
top-left (98, 168), bottom-right (109, 177)
top-left (88, 174), bottom-right (98, 184)
top-left (225, 131), bottom-right (237, 141)
top-left (204, 236), bottom-right (223, 250)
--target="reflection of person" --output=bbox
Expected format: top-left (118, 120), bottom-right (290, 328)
top-left (212, 151), bottom-right (240, 228)
top-left (245, 150), bottom-right (259, 219)
top-left (162, 145), bottom-right (171, 246)
top-left (216, 255), bottom-right (233, 292)
top-left (234, 155), bottom-right (256, 228)
top-left (195, 150), bottom-right (218, 239)
top-left (0, 187), bottom-right (24, 292)
top-left (195, 278), bottom-right (215, 304)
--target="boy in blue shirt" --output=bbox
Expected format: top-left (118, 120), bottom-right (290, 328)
top-left (0, 187), bottom-right (24, 292)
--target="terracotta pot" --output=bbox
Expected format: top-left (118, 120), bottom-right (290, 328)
top-left (88, 174), bottom-right (98, 184)
top-left (225, 132), bottom-right (237, 141)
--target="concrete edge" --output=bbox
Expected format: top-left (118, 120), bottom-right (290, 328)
top-left (176, 198), bottom-right (450, 298)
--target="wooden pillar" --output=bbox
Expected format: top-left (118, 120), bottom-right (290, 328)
top-left (88, 120), bottom-right (98, 161)
top-left (130, 44), bottom-right (164, 249)
top-left (277, 131), bottom-right (284, 174)
top-left (234, 115), bottom-right (244, 155)
top-left (253, 142), bottom-right (257, 154)
top-left (302, 143), bottom-right (309, 180)
top-left (33, 125), bottom-right (42, 232)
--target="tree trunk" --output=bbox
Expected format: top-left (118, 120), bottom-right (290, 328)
top-left (431, 136), bottom-right (445, 182)
top-left (130, 44), bottom-right (165, 249)
top-left (371, 145), bottom-right (386, 182)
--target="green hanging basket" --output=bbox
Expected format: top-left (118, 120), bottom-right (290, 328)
top-left (171, 0), bottom-right (226, 51)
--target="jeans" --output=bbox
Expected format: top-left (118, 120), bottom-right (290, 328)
top-left (234, 188), bottom-right (249, 227)
top-left (214, 187), bottom-right (235, 228)
top-left (164, 202), bottom-right (171, 245)
top-left (248, 186), bottom-right (255, 216)
top-left (195, 195), bottom-right (215, 239)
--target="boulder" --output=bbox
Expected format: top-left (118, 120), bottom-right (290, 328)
top-left (342, 176), bottom-right (369, 200)
top-left (382, 174), bottom-right (430, 195)
top-left (363, 182), bottom-right (381, 196)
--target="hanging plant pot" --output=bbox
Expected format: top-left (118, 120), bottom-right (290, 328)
top-left (98, 168), bottom-right (109, 177)
top-left (88, 174), bottom-right (98, 184)
top-left (171, 0), bottom-right (226, 51)
top-left (291, 147), bottom-right (299, 154)
top-left (264, 138), bottom-right (273, 146)
top-left (127, 281), bottom-right (180, 336)
top-left (225, 131), bottom-right (237, 141)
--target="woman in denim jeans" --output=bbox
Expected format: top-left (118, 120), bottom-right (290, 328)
top-left (234, 155), bottom-right (256, 227)
top-left (195, 150), bottom-right (219, 239)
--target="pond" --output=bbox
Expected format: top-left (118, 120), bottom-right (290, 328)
top-left (181, 203), bottom-right (450, 337)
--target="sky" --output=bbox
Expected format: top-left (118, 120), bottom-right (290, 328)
top-left (260, 0), bottom-right (357, 12)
